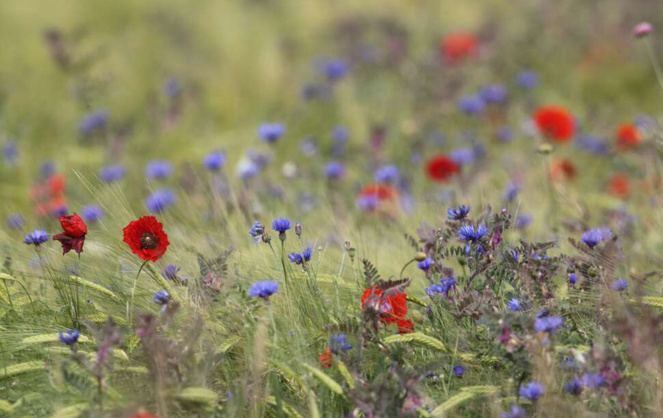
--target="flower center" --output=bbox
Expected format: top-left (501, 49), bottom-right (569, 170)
top-left (140, 232), bottom-right (158, 249)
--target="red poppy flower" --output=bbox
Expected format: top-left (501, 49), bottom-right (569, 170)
top-left (361, 287), bottom-right (408, 324)
top-left (534, 106), bottom-right (575, 142)
top-left (440, 32), bottom-right (478, 63)
top-left (550, 158), bottom-right (577, 182)
top-left (122, 216), bottom-right (170, 262)
top-left (608, 174), bottom-right (630, 199)
top-left (53, 213), bottom-right (87, 255)
top-left (426, 155), bottom-right (459, 182)
top-left (616, 124), bottom-right (641, 151)
top-left (360, 184), bottom-right (397, 201)
top-left (397, 319), bottom-right (414, 334)
top-left (319, 348), bottom-right (333, 368)
top-left (129, 411), bottom-right (159, 418)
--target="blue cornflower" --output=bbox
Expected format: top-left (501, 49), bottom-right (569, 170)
top-left (302, 247), bottom-right (313, 262)
top-left (204, 150), bottom-right (226, 171)
top-left (272, 218), bottom-right (291, 232)
top-left (154, 290), bottom-right (171, 305)
top-left (24, 229), bottom-right (49, 246)
top-left (332, 126), bottom-right (349, 142)
top-left (162, 265), bottom-right (181, 281)
top-left (439, 277), bottom-right (457, 293)
top-left (249, 221), bottom-right (265, 244)
top-left (59, 329), bottom-right (80, 345)
top-left (564, 378), bottom-right (583, 395)
top-left (41, 160), bottom-right (56, 179)
top-left (426, 284), bottom-right (444, 297)
top-left (249, 280), bottom-right (279, 299)
top-left (80, 111), bottom-right (109, 137)
top-left (164, 77), bottom-right (182, 99)
top-left (452, 365), bottom-right (465, 377)
top-left (447, 205), bottom-right (470, 220)
top-left (7, 214), bottom-right (25, 229)
top-left (258, 123), bottom-right (286, 143)
top-left (417, 258), bottom-right (434, 271)
top-left (374, 165), bottom-right (399, 183)
top-left (576, 134), bottom-right (609, 155)
top-left (581, 228), bottom-right (610, 248)
top-left (324, 162), bottom-right (345, 179)
top-left (458, 224), bottom-right (487, 242)
top-left (81, 205), bottom-right (104, 223)
top-left (496, 126), bottom-right (514, 143)
top-left (501, 404), bottom-right (526, 418)
top-left (237, 157), bottom-right (260, 180)
top-left (581, 373), bottom-right (605, 389)
top-left (516, 214), bottom-right (532, 229)
top-left (516, 70), bottom-right (539, 89)
top-left (480, 85), bottom-right (508, 105)
top-left (145, 160), bottom-right (173, 179)
top-left (319, 58), bottom-right (349, 81)
top-left (145, 189), bottom-right (177, 213)
top-left (611, 278), bottom-right (628, 292)
top-left (356, 195), bottom-right (380, 211)
top-left (3, 141), bottom-right (18, 164)
top-left (509, 250), bottom-right (520, 262)
top-left (450, 148), bottom-right (476, 165)
top-left (288, 252), bottom-right (304, 264)
top-left (330, 334), bottom-right (353, 354)
top-left (99, 165), bottom-right (125, 183)
top-left (457, 95), bottom-right (485, 115)
top-left (507, 298), bottom-right (521, 312)
top-left (300, 137), bottom-right (317, 157)
top-left (519, 381), bottom-right (544, 401)
top-left (569, 273), bottom-right (578, 285)
top-left (503, 181), bottom-right (520, 202)
top-left (534, 315), bottom-right (564, 334)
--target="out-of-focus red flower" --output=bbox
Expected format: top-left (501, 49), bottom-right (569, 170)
top-left (31, 174), bottom-right (67, 218)
top-left (319, 348), bottom-right (333, 368)
top-left (122, 216), bottom-right (170, 262)
top-left (550, 158), bottom-right (577, 182)
top-left (361, 287), bottom-right (408, 324)
top-left (616, 124), bottom-right (641, 151)
top-left (360, 184), bottom-right (397, 201)
top-left (426, 155), bottom-right (459, 182)
top-left (534, 106), bottom-right (575, 142)
top-left (129, 411), bottom-right (159, 418)
top-left (440, 32), bottom-right (478, 63)
top-left (608, 174), bottom-right (630, 199)
top-left (53, 213), bottom-right (88, 255)
top-left (397, 319), bottom-right (414, 334)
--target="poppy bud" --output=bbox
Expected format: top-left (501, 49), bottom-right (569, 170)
top-left (414, 252), bottom-right (427, 262)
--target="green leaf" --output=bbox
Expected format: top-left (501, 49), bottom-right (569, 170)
top-left (0, 361), bottom-right (44, 379)
top-left (175, 387), bottom-right (218, 404)
top-left (383, 332), bottom-right (446, 352)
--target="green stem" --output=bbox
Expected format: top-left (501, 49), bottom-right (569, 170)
top-left (645, 38), bottom-right (663, 92)
top-left (128, 260), bottom-right (149, 325)
top-left (399, 258), bottom-right (416, 279)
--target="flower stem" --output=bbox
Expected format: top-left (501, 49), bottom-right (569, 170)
top-left (128, 260), bottom-right (149, 324)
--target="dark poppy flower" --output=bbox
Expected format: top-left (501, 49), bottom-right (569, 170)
top-left (361, 287), bottom-right (408, 324)
top-left (534, 106), bottom-right (575, 142)
top-left (53, 213), bottom-right (88, 255)
top-left (426, 155), bottom-right (459, 182)
top-left (122, 216), bottom-right (170, 262)
top-left (440, 32), bottom-right (478, 63)
top-left (616, 124), bottom-right (641, 151)
top-left (319, 348), bottom-right (333, 368)
top-left (607, 173), bottom-right (631, 199)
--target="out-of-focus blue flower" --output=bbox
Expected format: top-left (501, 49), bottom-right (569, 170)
top-left (24, 229), bottom-right (49, 246)
top-left (41, 160), bottom-right (56, 179)
top-left (507, 298), bottom-right (521, 312)
top-left (569, 273), bottom-right (578, 285)
top-left (480, 85), bottom-right (508, 105)
top-left (440, 277), bottom-right (456, 293)
top-left (447, 205), bottom-right (471, 221)
top-left (496, 126), bottom-right (514, 143)
top-left (333, 126), bottom-right (349, 142)
top-left (288, 252), bottom-right (303, 264)
top-left (374, 165), bottom-right (399, 183)
top-left (249, 221), bottom-right (265, 244)
top-left (300, 137), bottom-right (318, 157)
top-left (453, 365), bottom-right (465, 377)
top-left (457, 95), bottom-right (485, 115)
top-left (258, 123), bottom-right (286, 143)
top-left (459, 224), bottom-right (487, 242)
top-left (426, 284), bottom-right (444, 297)
top-left (450, 148), bottom-right (476, 165)
top-left (204, 150), bottom-right (225, 171)
top-left (145, 160), bottom-right (173, 180)
top-left (534, 315), bottom-right (564, 334)
top-left (154, 290), bottom-right (171, 305)
top-left (516, 214), bottom-right (532, 229)
top-left (145, 189), bottom-right (177, 213)
top-left (302, 247), bottom-right (313, 261)
top-left (272, 218), bottom-right (291, 232)
top-left (318, 58), bottom-right (349, 81)
top-left (80, 111), bottom-right (109, 137)
top-left (3, 141), bottom-right (18, 164)
top-left (581, 228), bottom-right (611, 248)
top-left (576, 134), bottom-right (609, 155)
top-left (417, 258), bottom-right (434, 271)
top-left (519, 382), bottom-right (544, 401)
top-left (581, 373), bottom-right (605, 389)
top-left (564, 378), bottom-right (583, 395)
top-left (330, 334), bottom-right (353, 354)
top-left (249, 280), bottom-right (279, 298)
top-left (100, 165), bottom-right (125, 183)
top-left (52, 205), bottom-right (67, 217)
top-left (324, 162), bottom-right (345, 179)
top-left (516, 70), bottom-right (539, 89)
top-left (237, 157), bottom-right (260, 180)
top-left (503, 182), bottom-right (520, 202)
top-left (164, 77), bottom-right (182, 99)
top-left (81, 205), bottom-right (104, 223)
top-left (7, 214), bottom-right (25, 229)
top-left (611, 278), bottom-right (628, 292)
top-left (59, 329), bottom-right (80, 345)
top-left (501, 404), bottom-right (526, 418)
top-left (163, 265), bottom-right (181, 281)
top-left (357, 195), bottom-right (380, 211)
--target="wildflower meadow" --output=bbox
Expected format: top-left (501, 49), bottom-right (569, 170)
top-left (2, 1), bottom-right (663, 417)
